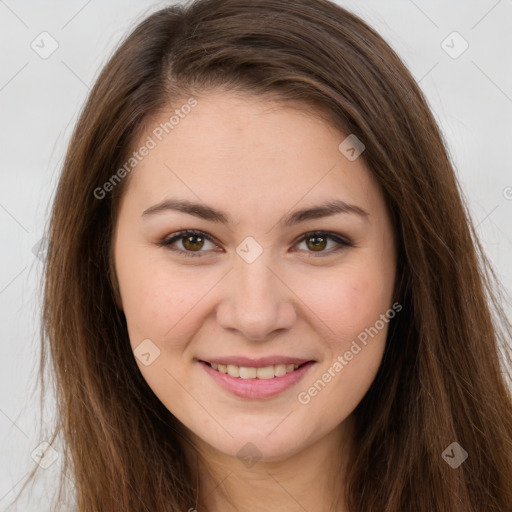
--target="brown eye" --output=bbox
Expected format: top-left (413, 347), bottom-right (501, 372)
top-left (159, 230), bottom-right (219, 257)
top-left (305, 234), bottom-right (328, 251)
top-left (159, 229), bottom-right (352, 259)
top-left (294, 231), bottom-right (352, 257)
top-left (182, 233), bottom-right (205, 251)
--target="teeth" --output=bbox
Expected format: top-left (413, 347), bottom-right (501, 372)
top-left (256, 366), bottom-right (274, 379)
top-left (209, 362), bottom-right (301, 378)
top-left (227, 364), bottom-right (240, 377)
top-left (240, 366), bottom-right (257, 379)
top-left (275, 364), bottom-right (287, 377)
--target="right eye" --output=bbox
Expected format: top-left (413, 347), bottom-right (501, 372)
top-left (158, 229), bottom-right (221, 257)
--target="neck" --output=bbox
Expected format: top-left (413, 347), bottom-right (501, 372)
top-left (184, 414), bottom-right (356, 512)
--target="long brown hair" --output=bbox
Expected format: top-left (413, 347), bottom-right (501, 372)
top-left (12, 0), bottom-right (512, 510)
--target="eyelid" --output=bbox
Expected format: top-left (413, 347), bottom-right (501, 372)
top-left (158, 229), bottom-right (353, 258)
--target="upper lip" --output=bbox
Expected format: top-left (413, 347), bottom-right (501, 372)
top-left (198, 356), bottom-right (314, 367)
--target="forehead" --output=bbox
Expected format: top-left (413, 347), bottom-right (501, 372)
top-left (120, 91), bottom-right (383, 220)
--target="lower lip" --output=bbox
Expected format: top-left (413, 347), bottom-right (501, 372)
top-left (200, 361), bottom-right (315, 399)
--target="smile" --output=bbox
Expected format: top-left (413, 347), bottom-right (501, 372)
top-left (199, 360), bottom-right (316, 399)
top-left (203, 361), bottom-right (304, 379)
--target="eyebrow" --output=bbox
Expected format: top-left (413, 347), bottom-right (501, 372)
top-left (142, 198), bottom-right (369, 226)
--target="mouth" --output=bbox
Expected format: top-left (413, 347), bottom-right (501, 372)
top-left (199, 360), bottom-right (311, 379)
top-left (199, 358), bottom-right (316, 399)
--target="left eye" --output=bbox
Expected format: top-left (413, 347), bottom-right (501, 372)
top-left (293, 231), bottom-right (352, 256)
top-left (158, 230), bottom-right (352, 258)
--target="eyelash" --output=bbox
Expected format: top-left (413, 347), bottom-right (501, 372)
top-left (157, 229), bottom-right (353, 258)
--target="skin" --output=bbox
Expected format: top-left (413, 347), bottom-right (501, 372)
top-left (113, 90), bottom-right (397, 512)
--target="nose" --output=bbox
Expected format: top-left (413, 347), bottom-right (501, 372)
top-left (215, 253), bottom-right (297, 342)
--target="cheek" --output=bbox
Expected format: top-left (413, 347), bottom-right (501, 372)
top-left (115, 241), bottom-right (182, 343)
top-left (116, 246), bottom-right (223, 352)
top-left (299, 260), bottom-right (392, 342)
top-left (298, 255), bottom-right (394, 396)
top-left (294, 263), bottom-right (393, 414)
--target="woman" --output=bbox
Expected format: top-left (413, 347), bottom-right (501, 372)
top-left (14, 0), bottom-right (512, 510)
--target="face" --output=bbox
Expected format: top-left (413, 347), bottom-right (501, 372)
top-left (113, 90), bottom-right (396, 462)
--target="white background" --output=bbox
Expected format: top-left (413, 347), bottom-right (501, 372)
top-left (1, 0), bottom-right (511, 510)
